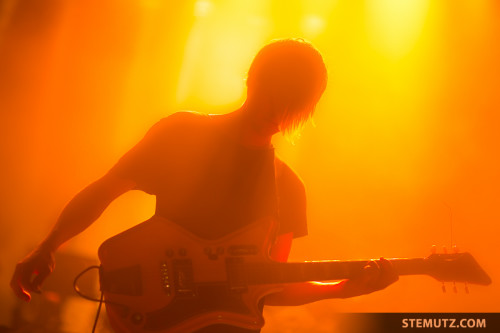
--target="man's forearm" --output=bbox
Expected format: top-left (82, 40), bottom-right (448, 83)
top-left (265, 259), bottom-right (399, 306)
top-left (40, 174), bottom-right (135, 252)
top-left (265, 280), bottom-right (351, 306)
top-left (11, 173), bottom-right (135, 301)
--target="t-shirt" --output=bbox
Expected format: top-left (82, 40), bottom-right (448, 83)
top-left (109, 111), bottom-right (308, 240)
top-left (107, 111), bottom-right (308, 333)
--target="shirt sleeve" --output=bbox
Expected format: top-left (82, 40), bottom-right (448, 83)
top-left (275, 158), bottom-right (308, 238)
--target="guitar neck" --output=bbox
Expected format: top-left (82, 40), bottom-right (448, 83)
top-left (243, 258), bottom-right (427, 285)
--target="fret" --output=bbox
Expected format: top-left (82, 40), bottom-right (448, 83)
top-left (391, 258), bottom-right (427, 276)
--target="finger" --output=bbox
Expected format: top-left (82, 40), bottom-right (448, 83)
top-left (378, 257), bottom-right (399, 284)
top-left (377, 257), bottom-right (392, 273)
top-left (364, 260), bottom-right (379, 270)
top-left (20, 270), bottom-right (39, 293)
top-left (10, 267), bottom-right (31, 302)
top-left (361, 260), bottom-right (381, 284)
top-left (17, 263), bottom-right (44, 295)
top-left (363, 260), bottom-right (380, 275)
top-left (11, 281), bottom-right (31, 302)
top-left (379, 258), bottom-right (398, 276)
top-left (32, 268), bottom-right (51, 293)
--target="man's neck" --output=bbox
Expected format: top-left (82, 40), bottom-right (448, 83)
top-left (222, 106), bottom-right (274, 149)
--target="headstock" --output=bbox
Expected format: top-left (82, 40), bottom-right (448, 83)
top-left (424, 250), bottom-right (491, 286)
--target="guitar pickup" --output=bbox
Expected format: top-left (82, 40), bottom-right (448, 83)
top-left (173, 259), bottom-right (196, 297)
top-left (100, 265), bottom-right (142, 296)
top-left (228, 245), bottom-right (258, 256)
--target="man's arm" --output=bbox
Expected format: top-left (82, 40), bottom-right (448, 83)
top-left (264, 233), bottom-right (398, 306)
top-left (270, 159), bottom-right (398, 306)
top-left (10, 172), bottom-right (136, 301)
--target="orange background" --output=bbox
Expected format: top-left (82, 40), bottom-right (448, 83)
top-left (1, 1), bottom-right (499, 332)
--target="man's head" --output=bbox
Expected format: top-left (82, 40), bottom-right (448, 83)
top-left (246, 38), bottom-right (327, 135)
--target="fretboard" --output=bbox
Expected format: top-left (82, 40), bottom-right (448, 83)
top-left (237, 258), bottom-right (427, 285)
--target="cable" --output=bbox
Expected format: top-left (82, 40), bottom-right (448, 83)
top-left (73, 265), bottom-right (104, 332)
top-left (91, 291), bottom-right (104, 333)
top-left (73, 265), bottom-right (102, 302)
top-left (74, 265), bottom-right (133, 332)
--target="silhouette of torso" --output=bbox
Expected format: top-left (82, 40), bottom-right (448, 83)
top-left (109, 111), bottom-right (307, 332)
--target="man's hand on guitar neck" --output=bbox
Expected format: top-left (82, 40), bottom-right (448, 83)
top-left (341, 257), bottom-right (399, 298)
top-left (265, 257), bottom-right (399, 306)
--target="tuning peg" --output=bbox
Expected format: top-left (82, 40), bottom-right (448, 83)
top-left (431, 245), bottom-right (437, 254)
top-left (442, 283), bottom-right (446, 293)
top-left (442, 246), bottom-right (448, 254)
top-left (452, 245), bottom-right (459, 253)
top-left (453, 282), bottom-right (457, 293)
top-left (465, 282), bottom-right (469, 294)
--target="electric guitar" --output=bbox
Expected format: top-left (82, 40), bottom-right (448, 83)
top-left (98, 215), bottom-right (491, 333)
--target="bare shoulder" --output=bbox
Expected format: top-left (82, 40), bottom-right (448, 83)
top-left (156, 111), bottom-right (209, 127)
top-left (168, 110), bottom-right (209, 120)
top-left (147, 111), bottom-right (210, 137)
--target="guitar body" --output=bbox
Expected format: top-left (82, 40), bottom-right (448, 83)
top-left (98, 215), bottom-right (282, 333)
